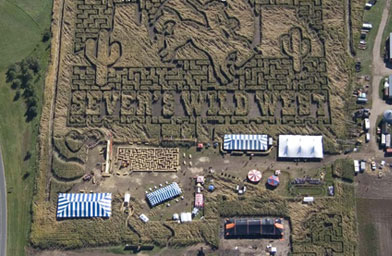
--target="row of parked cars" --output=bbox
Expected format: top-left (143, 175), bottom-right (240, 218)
top-left (354, 159), bottom-right (377, 174)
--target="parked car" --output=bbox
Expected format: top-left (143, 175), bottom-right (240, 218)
top-left (355, 62), bottom-right (361, 72)
top-left (365, 133), bottom-right (370, 143)
top-left (139, 214), bottom-right (149, 223)
top-left (371, 161), bottom-right (376, 170)
top-left (328, 186), bottom-right (334, 196)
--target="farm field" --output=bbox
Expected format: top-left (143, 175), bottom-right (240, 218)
top-left (356, 170), bottom-right (392, 256)
top-left (31, 0), bottom-right (363, 254)
top-left (0, 0), bottom-right (52, 255)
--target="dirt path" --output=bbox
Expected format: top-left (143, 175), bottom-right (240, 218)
top-left (346, 0), bottom-right (354, 56)
top-left (368, 0), bottom-right (391, 156)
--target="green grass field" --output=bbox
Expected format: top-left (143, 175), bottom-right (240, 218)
top-left (0, 0), bottom-right (51, 255)
top-left (356, 0), bottom-right (386, 74)
top-left (380, 4), bottom-right (392, 57)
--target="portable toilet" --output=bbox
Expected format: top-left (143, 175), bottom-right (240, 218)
top-left (124, 193), bottom-right (131, 206)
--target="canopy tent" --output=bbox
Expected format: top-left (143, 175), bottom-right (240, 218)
top-left (247, 169), bottom-right (262, 183)
top-left (208, 185), bottom-right (215, 192)
top-left (278, 135), bottom-right (323, 159)
top-left (267, 175), bottom-right (280, 187)
top-left (196, 176), bottom-right (205, 184)
top-left (223, 134), bottom-right (269, 151)
top-left (180, 212), bottom-right (192, 223)
top-left (146, 182), bottom-right (182, 207)
top-left (195, 193), bottom-right (204, 208)
top-left (57, 193), bottom-right (112, 218)
top-left (224, 218), bottom-right (284, 238)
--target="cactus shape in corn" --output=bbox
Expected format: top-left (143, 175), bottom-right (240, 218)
top-left (85, 29), bottom-right (121, 86)
top-left (280, 27), bottom-right (310, 73)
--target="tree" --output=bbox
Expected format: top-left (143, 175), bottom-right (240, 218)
top-left (26, 57), bottom-right (40, 73)
top-left (25, 105), bottom-right (37, 122)
top-left (26, 95), bottom-right (38, 108)
top-left (6, 64), bottom-right (19, 82)
top-left (42, 30), bottom-right (51, 42)
top-left (21, 70), bottom-right (34, 87)
top-left (6, 69), bottom-right (16, 82)
top-left (11, 79), bottom-right (22, 90)
top-left (23, 82), bottom-right (35, 98)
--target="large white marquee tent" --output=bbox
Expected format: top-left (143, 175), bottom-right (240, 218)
top-left (278, 135), bottom-right (323, 159)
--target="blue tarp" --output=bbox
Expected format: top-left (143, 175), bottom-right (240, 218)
top-left (223, 134), bottom-right (269, 151)
top-left (146, 182), bottom-right (182, 207)
top-left (57, 193), bottom-right (112, 218)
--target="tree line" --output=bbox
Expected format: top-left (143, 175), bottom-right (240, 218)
top-left (6, 57), bottom-right (41, 122)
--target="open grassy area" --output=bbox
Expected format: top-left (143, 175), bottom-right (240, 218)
top-left (0, 0), bottom-right (51, 254)
top-left (380, 4), bottom-right (392, 57)
top-left (356, 0), bottom-right (387, 75)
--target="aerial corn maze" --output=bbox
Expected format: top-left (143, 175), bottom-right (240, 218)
top-left (31, 0), bottom-right (360, 253)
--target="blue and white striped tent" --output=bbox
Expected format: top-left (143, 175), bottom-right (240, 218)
top-left (223, 134), bottom-right (269, 151)
top-left (57, 193), bottom-right (112, 218)
top-left (146, 182), bottom-right (182, 207)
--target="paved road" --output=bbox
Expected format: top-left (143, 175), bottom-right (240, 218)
top-left (0, 146), bottom-right (6, 256)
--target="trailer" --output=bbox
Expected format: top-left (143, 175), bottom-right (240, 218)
top-left (386, 134), bottom-right (391, 148)
top-left (381, 134), bottom-right (386, 146)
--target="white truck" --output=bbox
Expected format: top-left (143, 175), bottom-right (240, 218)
top-left (354, 160), bottom-right (360, 174)
top-left (360, 161), bottom-right (366, 172)
top-left (364, 118), bottom-right (370, 131)
top-left (365, 133), bottom-right (370, 143)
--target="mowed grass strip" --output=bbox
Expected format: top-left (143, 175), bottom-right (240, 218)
top-left (356, 0), bottom-right (387, 75)
top-left (0, 0), bottom-right (51, 255)
top-left (380, 2), bottom-right (392, 57)
top-left (0, 0), bottom-right (41, 70)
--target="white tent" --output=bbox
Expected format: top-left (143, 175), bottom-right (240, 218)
top-left (180, 212), bottom-right (192, 223)
top-left (278, 135), bottom-right (323, 159)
